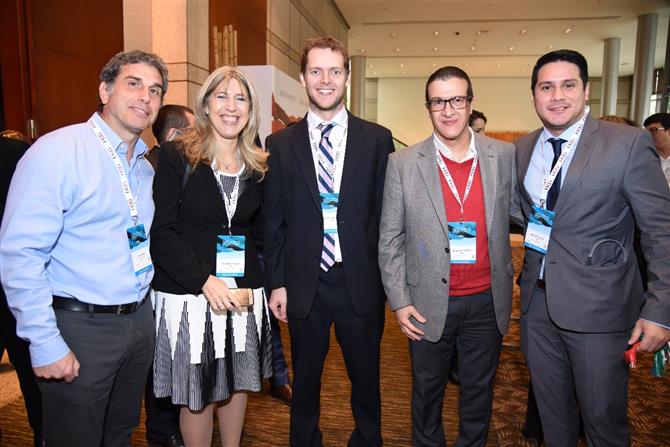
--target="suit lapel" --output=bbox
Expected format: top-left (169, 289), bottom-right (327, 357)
top-left (553, 115), bottom-right (598, 215)
top-left (475, 135), bottom-right (497, 237)
top-left (289, 117), bottom-right (321, 211)
top-left (416, 138), bottom-right (449, 238)
top-left (197, 164), bottom-right (227, 212)
top-left (338, 112), bottom-right (363, 205)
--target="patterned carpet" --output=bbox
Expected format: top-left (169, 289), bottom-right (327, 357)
top-left (1, 237), bottom-right (668, 446)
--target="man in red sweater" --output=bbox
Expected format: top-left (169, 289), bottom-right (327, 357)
top-left (378, 66), bottom-right (522, 446)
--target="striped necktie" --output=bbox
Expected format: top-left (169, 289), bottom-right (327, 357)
top-left (318, 123), bottom-right (336, 271)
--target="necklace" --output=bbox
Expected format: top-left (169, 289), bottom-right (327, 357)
top-left (219, 148), bottom-right (241, 171)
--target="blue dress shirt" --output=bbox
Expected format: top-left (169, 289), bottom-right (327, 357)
top-left (0, 113), bottom-right (155, 367)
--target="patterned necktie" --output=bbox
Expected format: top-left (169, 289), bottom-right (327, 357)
top-left (546, 138), bottom-right (565, 211)
top-left (318, 123), bottom-right (336, 271)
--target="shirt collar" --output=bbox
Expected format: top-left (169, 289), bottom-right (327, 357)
top-left (540, 115), bottom-right (584, 144)
top-left (433, 127), bottom-right (477, 162)
top-left (307, 107), bottom-right (348, 132)
top-left (90, 112), bottom-right (149, 160)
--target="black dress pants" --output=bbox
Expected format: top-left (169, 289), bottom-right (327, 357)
top-left (40, 299), bottom-right (154, 447)
top-left (409, 290), bottom-right (502, 447)
top-left (288, 266), bottom-right (384, 447)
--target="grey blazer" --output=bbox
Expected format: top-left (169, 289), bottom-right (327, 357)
top-left (515, 116), bottom-right (670, 332)
top-left (378, 133), bottom-right (522, 342)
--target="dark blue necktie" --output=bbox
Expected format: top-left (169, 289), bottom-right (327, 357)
top-left (546, 138), bottom-right (565, 211)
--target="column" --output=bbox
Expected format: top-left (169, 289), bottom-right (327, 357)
top-left (631, 13), bottom-right (657, 126)
top-left (600, 37), bottom-right (620, 116)
top-left (350, 55), bottom-right (366, 117)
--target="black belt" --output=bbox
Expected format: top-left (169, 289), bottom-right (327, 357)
top-left (535, 279), bottom-right (546, 290)
top-left (52, 295), bottom-right (148, 315)
top-left (331, 261), bottom-right (343, 268)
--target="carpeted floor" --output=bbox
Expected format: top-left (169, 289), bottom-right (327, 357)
top-left (1, 237), bottom-right (668, 446)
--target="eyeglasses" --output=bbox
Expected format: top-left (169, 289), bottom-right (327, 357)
top-left (426, 96), bottom-right (472, 112)
top-left (648, 127), bottom-right (667, 135)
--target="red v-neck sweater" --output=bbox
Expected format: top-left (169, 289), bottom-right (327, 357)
top-left (438, 155), bottom-right (491, 296)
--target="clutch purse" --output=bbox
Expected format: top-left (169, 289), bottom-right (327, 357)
top-left (230, 288), bottom-right (254, 306)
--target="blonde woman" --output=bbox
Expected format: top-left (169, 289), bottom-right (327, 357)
top-left (151, 66), bottom-right (272, 446)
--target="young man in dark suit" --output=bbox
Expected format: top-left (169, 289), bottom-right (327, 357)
top-left (263, 37), bottom-right (394, 447)
top-left (515, 49), bottom-right (670, 447)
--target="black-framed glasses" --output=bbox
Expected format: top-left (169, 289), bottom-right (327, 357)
top-left (426, 96), bottom-right (472, 112)
top-left (648, 127), bottom-right (667, 135)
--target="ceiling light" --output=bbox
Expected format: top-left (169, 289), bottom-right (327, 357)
top-left (402, 71), bottom-right (406, 75)
top-left (520, 27), bottom-right (528, 35)
top-left (351, 32), bottom-right (358, 38)
top-left (432, 47), bottom-right (439, 52)
top-left (433, 31), bottom-right (440, 37)
top-left (399, 63), bottom-right (405, 68)
top-left (470, 44), bottom-right (476, 51)
top-left (394, 47), bottom-right (401, 53)
top-left (508, 45), bottom-right (515, 51)
top-left (463, 63), bottom-right (469, 67)
top-left (563, 26), bottom-right (573, 34)
top-left (546, 44), bottom-right (553, 50)
top-left (390, 31), bottom-right (397, 38)
top-left (359, 48), bottom-right (366, 53)
top-left (368, 64), bottom-right (374, 68)
top-left (431, 63), bottom-right (437, 67)
top-left (476, 28), bottom-right (488, 36)
top-left (496, 63), bottom-right (502, 67)
top-left (373, 71), bottom-right (377, 75)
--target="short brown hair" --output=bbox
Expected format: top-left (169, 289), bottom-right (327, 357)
top-left (300, 37), bottom-right (350, 75)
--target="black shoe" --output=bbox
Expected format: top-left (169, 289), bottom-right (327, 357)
top-left (147, 433), bottom-right (185, 447)
top-left (521, 425), bottom-right (543, 446)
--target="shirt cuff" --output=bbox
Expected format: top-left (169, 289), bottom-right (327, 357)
top-left (640, 318), bottom-right (670, 331)
top-left (29, 334), bottom-right (70, 368)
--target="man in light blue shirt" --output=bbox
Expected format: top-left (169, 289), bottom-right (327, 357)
top-left (0, 50), bottom-right (168, 447)
top-left (515, 49), bottom-right (670, 447)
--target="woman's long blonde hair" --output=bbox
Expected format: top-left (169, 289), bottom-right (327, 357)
top-left (180, 66), bottom-right (268, 178)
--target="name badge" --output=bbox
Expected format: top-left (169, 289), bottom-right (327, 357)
top-left (127, 224), bottom-right (153, 276)
top-left (524, 205), bottom-right (554, 254)
top-left (321, 192), bottom-right (339, 242)
top-left (216, 235), bottom-right (246, 277)
top-left (447, 221), bottom-right (477, 264)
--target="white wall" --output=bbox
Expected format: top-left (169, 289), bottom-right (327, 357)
top-left (377, 77), bottom-right (543, 146)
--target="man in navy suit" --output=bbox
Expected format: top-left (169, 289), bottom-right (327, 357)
top-left (263, 37), bottom-right (394, 447)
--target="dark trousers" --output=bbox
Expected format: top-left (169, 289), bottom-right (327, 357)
top-left (40, 299), bottom-right (154, 447)
top-left (288, 266), bottom-right (384, 447)
top-left (0, 288), bottom-right (42, 432)
top-left (269, 311), bottom-right (290, 387)
top-left (521, 286), bottom-right (630, 447)
top-left (409, 290), bottom-right (502, 447)
top-left (144, 364), bottom-right (180, 441)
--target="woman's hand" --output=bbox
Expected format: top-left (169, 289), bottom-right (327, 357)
top-left (202, 275), bottom-right (241, 310)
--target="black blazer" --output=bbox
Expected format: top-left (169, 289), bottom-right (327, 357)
top-left (151, 142), bottom-right (264, 294)
top-left (263, 112), bottom-right (394, 319)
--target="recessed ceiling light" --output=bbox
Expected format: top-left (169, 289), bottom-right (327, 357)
top-left (368, 64), bottom-right (374, 68)
top-left (508, 45), bottom-right (515, 51)
top-left (476, 28), bottom-right (488, 36)
top-left (470, 44), bottom-right (477, 51)
top-left (546, 44), bottom-right (553, 50)
top-left (463, 63), bottom-right (469, 67)
top-left (432, 47), bottom-right (439, 52)
top-left (351, 32), bottom-right (358, 38)
top-left (394, 47), bottom-right (401, 53)
top-left (399, 63), bottom-right (405, 68)
top-left (433, 31), bottom-right (440, 37)
top-left (373, 71), bottom-right (377, 75)
top-left (563, 26), bottom-right (573, 34)
top-left (390, 32), bottom-right (397, 38)
top-left (359, 48), bottom-right (366, 53)
top-left (431, 63), bottom-right (437, 67)
top-left (520, 27), bottom-right (528, 35)
top-left (402, 71), bottom-right (406, 75)
top-left (496, 63), bottom-right (502, 67)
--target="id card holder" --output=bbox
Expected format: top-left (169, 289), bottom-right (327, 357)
top-left (447, 221), bottom-right (477, 264)
top-left (216, 235), bottom-right (246, 277)
top-left (524, 205), bottom-right (555, 254)
top-left (127, 224), bottom-right (153, 275)
top-left (321, 193), bottom-right (339, 245)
